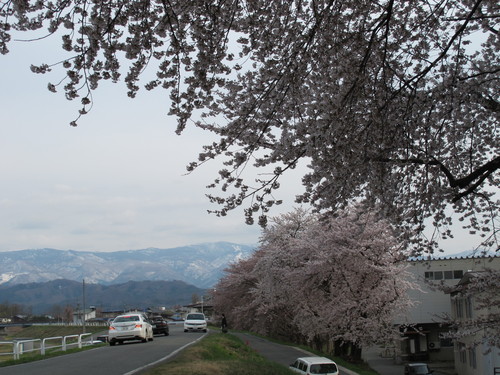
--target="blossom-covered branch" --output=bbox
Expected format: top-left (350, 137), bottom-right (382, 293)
top-left (1, 0), bottom-right (498, 253)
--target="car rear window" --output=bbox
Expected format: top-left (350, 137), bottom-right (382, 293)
top-left (410, 365), bottom-right (430, 374)
top-left (187, 314), bottom-right (205, 320)
top-left (310, 363), bottom-right (337, 373)
top-left (114, 315), bottom-right (140, 322)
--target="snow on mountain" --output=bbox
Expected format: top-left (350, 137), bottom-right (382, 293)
top-left (0, 242), bottom-right (256, 288)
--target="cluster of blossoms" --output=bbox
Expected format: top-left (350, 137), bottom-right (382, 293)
top-left (1, 0), bottom-right (498, 254)
top-left (211, 206), bottom-right (415, 351)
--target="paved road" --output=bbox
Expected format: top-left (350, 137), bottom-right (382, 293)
top-left (233, 333), bottom-right (454, 375)
top-left (1, 325), bottom-right (206, 375)
top-left (232, 332), bottom-right (359, 375)
top-left (363, 348), bottom-right (453, 375)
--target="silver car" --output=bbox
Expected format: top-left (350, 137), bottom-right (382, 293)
top-left (108, 313), bottom-right (154, 346)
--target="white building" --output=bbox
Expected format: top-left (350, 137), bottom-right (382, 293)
top-left (449, 271), bottom-right (500, 375)
top-left (72, 306), bottom-right (97, 325)
top-left (392, 255), bottom-right (500, 373)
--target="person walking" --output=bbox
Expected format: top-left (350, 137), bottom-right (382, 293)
top-left (221, 314), bottom-right (228, 333)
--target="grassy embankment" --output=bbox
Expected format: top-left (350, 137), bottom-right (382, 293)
top-left (144, 333), bottom-right (379, 375)
top-left (0, 325), bottom-right (106, 366)
top-left (145, 333), bottom-right (296, 375)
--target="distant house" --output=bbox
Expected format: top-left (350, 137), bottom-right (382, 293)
top-left (100, 309), bottom-right (126, 320)
top-left (72, 307), bottom-right (96, 324)
top-left (11, 315), bottom-right (28, 323)
top-left (184, 302), bottom-right (213, 319)
top-left (449, 271), bottom-right (500, 375)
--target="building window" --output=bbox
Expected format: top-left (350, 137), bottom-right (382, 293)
top-left (439, 337), bottom-right (453, 347)
top-left (455, 298), bottom-right (464, 319)
top-left (424, 270), bottom-right (464, 280)
top-left (459, 343), bottom-right (466, 363)
top-left (465, 297), bottom-right (473, 319)
top-left (468, 347), bottom-right (476, 369)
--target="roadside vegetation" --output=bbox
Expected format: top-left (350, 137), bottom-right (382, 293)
top-left (145, 333), bottom-right (296, 375)
top-left (144, 332), bottom-right (379, 375)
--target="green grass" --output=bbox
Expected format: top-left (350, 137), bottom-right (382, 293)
top-left (144, 333), bottom-right (296, 375)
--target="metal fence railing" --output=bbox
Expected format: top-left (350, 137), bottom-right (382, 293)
top-left (0, 333), bottom-right (98, 360)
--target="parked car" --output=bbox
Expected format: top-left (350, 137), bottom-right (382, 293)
top-left (183, 312), bottom-right (207, 332)
top-left (150, 316), bottom-right (169, 336)
top-left (404, 363), bottom-right (433, 374)
top-left (290, 356), bottom-right (339, 375)
top-left (108, 313), bottom-right (153, 346)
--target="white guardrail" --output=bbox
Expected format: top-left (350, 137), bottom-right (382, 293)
top-left (0, 333), bottom-right (97, 360)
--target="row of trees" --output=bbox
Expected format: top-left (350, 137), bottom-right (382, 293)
top-left (0, 302), bottom-right (75, 323)
top-left (0, 302), bottom-right (28, 318)
top-left (212, 206), bottom-right (414, 359)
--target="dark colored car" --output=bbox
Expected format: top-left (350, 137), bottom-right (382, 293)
top-left (150, 316), bottom-right (169, 336)
top-left (404, 363), bottom-right (433, 375)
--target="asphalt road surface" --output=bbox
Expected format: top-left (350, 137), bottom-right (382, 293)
top-left (1, 325), bottom-right (206, 375)
top-left (233, 332), bottom-right (451, 375)
top-left (232, 332), bottom-right (359, 375)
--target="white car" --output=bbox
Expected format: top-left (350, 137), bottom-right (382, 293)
top-left (290, 356), bottom-right (339, 375)
top-left (183, 312), bottom-right (207, 332)
top-left (108, 313), bottom-right (154, 346)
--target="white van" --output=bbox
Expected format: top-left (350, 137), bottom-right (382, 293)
top-left (289, 356), bottom-right (339, 375)
top-left (183, 312), bottom-right (207, 332)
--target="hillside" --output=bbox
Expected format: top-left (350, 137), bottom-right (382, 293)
top-left (0, 242), bottom-right (255, 288)
top-left (0, 279), bottom-right (205, 314)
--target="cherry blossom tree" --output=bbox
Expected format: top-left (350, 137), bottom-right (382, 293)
top-left (1, 1), bottom-right (498, 253)
top-left (212, 206), bottom-right (415, 358)
top-left (211, 253), bottom-right (263, 332)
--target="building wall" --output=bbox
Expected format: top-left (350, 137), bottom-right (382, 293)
top-left (453, 339), bottom-right (500, 375)
top-left (393, 256), bottom-right (500, 364)
top-left (451, 268), bottom-right (500, 375)
top-left (72, 309), bottom-right (96, 324)
top-left (396, 256), bottom-right (499, 325)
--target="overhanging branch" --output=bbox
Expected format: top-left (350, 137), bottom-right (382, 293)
top-left (373, 155), bottom-right (500, 201)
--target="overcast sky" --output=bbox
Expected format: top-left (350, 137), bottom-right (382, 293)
top-left (0, 35), bottom-right (307, 253)
top-left (0, 34), bottom-right (483, 255)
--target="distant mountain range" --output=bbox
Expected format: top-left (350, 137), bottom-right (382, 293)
top-left (0, 242), bottom-right (256, 289)
top-left (0, 279), bottom-right (206, 314)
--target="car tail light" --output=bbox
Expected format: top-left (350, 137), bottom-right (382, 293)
top-left (135, 324), bottom-right (142, 328)
top-left (109, 326), bottom-right (116, 330)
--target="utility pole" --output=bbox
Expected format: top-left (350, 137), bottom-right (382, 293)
top-left (82, 279), bottom-right (86, 334)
